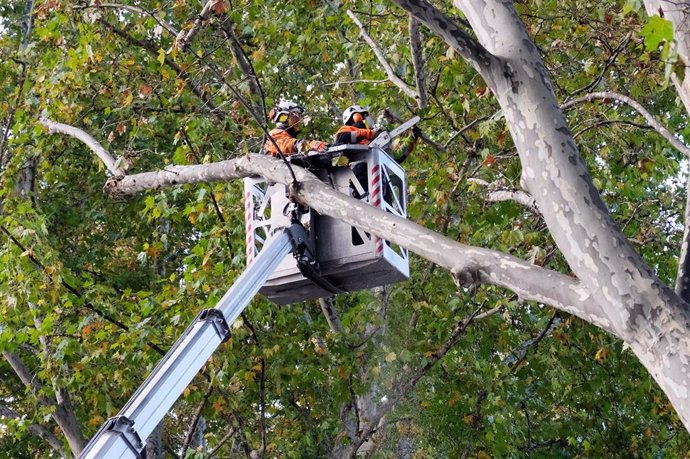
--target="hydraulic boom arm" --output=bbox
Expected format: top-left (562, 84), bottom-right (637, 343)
top-left (80, 223), bottom-right (310, 458)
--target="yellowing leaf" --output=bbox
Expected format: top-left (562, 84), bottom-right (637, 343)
top-left (595, 346), bottom-right (609, 364)
top-left (332, 155), bottom-right (350, 167)
top-left (212, 399), bottom-right (224, 414)
top-left (385, 352), bottom-right (397, 362)
top-left (157, 48), bottom-right (166, 66)
top-left (122, 91), bottom-right (134, 108)
top-left (89, 415), bottom-right (105, 426)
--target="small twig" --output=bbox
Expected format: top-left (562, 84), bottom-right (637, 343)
top-left (346, 10), bottom-right (418, 99)
top-left (443, 115), bottom-right (492, 150)
top-left (75, 3), bottom-right (178, 36)
top-left (207, 426), bottom-right (237, 456)
top-left (566, 33), bottom-right (632, 100)
top-left (561, 91), bottom-right (690, 158)
top-left (181, 385), bottom-right (214, 457)
top-left (573, 119), bottom-right (651, 139)
top-left (324, 78), bottom-right (389, 86)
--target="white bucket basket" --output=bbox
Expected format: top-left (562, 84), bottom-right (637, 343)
top-left (244, 145), bottom-right (409, 304)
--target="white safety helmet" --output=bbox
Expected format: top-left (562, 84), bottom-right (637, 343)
top-left (269, 101), bottom-right (305, 125)
top-left (342, 105), bottom-right (371, 126)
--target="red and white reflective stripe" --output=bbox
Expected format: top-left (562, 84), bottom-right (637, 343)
top-left (370, 164), bottom-right (384, 256)
top-left (374, 235), bottom-right (384, 256)
top-left (370, 164), bottom-right (381, 208)
top-left (245, 191), bottom-right (255, 264)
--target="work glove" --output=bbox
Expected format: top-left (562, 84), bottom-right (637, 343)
top-left (308, 140), bottom-right (328, 152)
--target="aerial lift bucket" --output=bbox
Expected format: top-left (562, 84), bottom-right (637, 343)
top-left (245, 145), bottom-right (409, 304)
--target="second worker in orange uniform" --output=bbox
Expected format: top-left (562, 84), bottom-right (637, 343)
top-left (333, 105), bottom-right (379, 146)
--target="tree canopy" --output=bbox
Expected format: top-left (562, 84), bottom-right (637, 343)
top-left (1, 0), bottom-right (690, 457)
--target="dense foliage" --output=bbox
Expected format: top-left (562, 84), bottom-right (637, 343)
top-left (1, 0), bottom-right (689, 456)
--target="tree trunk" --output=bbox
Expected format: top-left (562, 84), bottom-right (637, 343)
top-left (458, 0), bottom-right (690, 430)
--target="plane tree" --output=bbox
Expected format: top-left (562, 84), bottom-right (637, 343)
top-left (1, 0), bottom-right (690, 457)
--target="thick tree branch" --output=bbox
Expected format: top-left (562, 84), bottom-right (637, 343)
top-left (40, 118), bottom-right (612, 332)
top-left (319, 297), bottom-right (343, 333)
top-left (677, 182), bottom-right (690, 303)
top-left (175, 0), bottom-right (214, 50)
top-left (389, 0), bottom-right (497, 84)
top-left (468, 178), bottom-right (539, 214)
top-left (447, 0), bottom-right (690, 431)
top-left (408, 15), bottom-right (428, 109)
top-left (0, 403), bottom-right (66, 457)
top-left (40, 118), bottom-right (123, 176)
top-left (346, 10), bottom-right (418, 99)
top-left (561, 91), bottom-right (690, 158)
top-left (3, 351), bottom-right (86, 455)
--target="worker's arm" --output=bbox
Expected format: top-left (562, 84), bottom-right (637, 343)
top-left (265, 132), bottom-right (299, 156)
top-left (353, 127), bottom-right (378, 141)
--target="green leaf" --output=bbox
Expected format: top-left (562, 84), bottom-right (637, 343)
top-left (640, 16), bottom-right (674, 51)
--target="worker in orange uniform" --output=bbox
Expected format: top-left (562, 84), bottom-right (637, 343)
top-left (333, 105), bottom-right (380, 200)
top-left (333, 105), bottom-right (379, 146)
top-left (264, 101), bottom-right (327, 156)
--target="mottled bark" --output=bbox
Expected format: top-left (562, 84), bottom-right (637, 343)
top-left (678, 186), bottom-right (690, 302)
top-left (384, 0), bottom-right (690, 432)
top-left (146, 422), bottom-right (164, 459)
top-left (408, 15), bottom-right (428, 109)
top-left (319, 297), bottom-right (343, 333)
top-left (395, 0), bottom-right (690, 430)
top-left (389, 0), bottom-right (498, 84)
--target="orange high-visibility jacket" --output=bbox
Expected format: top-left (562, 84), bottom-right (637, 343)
top-left (264, 129), bottom-right (298, 156)
top-left (334, 125), bottom-right (377, 146)
top-left (264, 129), bottom-right (326, 156)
